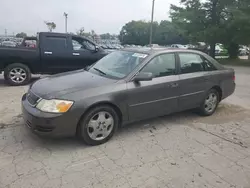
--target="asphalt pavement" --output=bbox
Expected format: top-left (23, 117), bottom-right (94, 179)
top-left (1, 66), bottom-right (250, 188)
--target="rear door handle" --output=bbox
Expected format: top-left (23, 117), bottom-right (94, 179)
top-left (73, 53), bottom-right (80, 56)
top-left (44, 51), bottom-right (52, 55)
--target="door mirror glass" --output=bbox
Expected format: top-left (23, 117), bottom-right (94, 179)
top-left (95, 45), bottom-right (99, 52)
top-left (133, 72), bottom-right (153, 82)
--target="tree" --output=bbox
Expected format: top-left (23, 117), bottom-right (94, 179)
top-left (119, 20), bottom-right (158, 45)
top-left (100, 33), bottom-right (111, 40)
top-left (119, 20), bottom-right (187, 45)
top-left (45, 21), bottom-right (56, 32)
top-left (16, 32), bottom-right (27, 38)
top-left (222, 0), bottom-right (250, 58)
top-left (170, 0), bottom-right (250, 58)
top-left (90, 30), bottom-right (96, 40)
top-left (76, 27), bottom-right (85, 36)
top-left (154, 20), bottom-right (188, 45)
top-left (76, 27), bottom-right (92, 39)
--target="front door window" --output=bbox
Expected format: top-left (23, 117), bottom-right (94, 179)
top-left (141, 53), bottom-right (176, 78)
top-left (72, 37), bottom-right (95, 51)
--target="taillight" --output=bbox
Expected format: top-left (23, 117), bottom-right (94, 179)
top-left (233, 75), bottom-right (235, 81)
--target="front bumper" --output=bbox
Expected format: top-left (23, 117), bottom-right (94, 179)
top-left (21, 93), bottom-right (79, 137)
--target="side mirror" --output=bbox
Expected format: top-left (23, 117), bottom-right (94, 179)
top-left (95, 45), bottom-right (99, 52)
top-left (133, 72), bottom-right (153, 82)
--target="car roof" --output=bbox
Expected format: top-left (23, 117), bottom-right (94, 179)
top-left (39, 32), bottom-right (97, 45)
top-left (121, 47), bottom-right (204, 55)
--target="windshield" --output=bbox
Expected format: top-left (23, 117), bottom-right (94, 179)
top-left (88, 51), bottom-right (148, 79)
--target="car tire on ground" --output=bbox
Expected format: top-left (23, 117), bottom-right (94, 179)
top-left (4, 63), bottom-right (31, 86)
top-left (77, 105), bottom-right (119, 145)
top-left (198, 89), bottom-right (219, 116)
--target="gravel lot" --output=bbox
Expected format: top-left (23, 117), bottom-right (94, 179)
top-left (1, 66), bottom-right (250, 188)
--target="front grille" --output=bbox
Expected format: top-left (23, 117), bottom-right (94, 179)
top-left (27, 91), bottom-right (40, 106)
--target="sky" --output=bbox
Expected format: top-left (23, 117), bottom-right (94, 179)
top-left (0, 0), bottom-right (179, 36)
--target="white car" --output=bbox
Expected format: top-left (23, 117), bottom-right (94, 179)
top-left (171, 44), bottom-right (188, 49)
top-left (239, 48), bottom-right (249, 56)
top-left (1, 41), bottom-right (16, 47)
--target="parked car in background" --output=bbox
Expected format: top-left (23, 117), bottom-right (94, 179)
top-left (171, 44), bottom-right (188, 49)
top-left (20, 37), bottom-right (37, 48)
top-left (187, 44), bottom-right (196, 49)
top-left (239, 46), bottom-right (249, 56)
top-left (0, 32), bottom-right (108, 86)
top-left (100, 44), bottom-right (108, 49)
top-left (207, 44), bottom-right (228, 56)
top-left (0, 41), bottom-right (17, 47)
top-left (22, 48), bottom-right (235, 145)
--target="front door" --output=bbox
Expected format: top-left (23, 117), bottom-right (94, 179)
top-left (127, 53), bottom-right (179, 121)
top-left (70, 37), bottom-right (104, 70)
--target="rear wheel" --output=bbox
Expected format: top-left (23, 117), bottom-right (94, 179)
top-left (4, 63), bottom-right (31, 86)
top-left (198, 89), bottom-right (219, 116)
top-left (77, 105), bottom-right (119, 145)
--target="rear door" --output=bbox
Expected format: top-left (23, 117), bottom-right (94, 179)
top-left (177, 52), bottom-right (215, 111)
top-left (40, 35), bottom-right (71, 73)
top-left (127, 53), bottom-right (179, 121)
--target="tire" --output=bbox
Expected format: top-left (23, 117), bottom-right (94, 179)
top-left (4, 63), bottom-right (31, 86)
top-left (198, 89), bottom-right (219, 116)
top-left (77, 105), bottom-right (119, 145)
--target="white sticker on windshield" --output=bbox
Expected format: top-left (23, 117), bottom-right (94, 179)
top-left (132, 53), bottom-right (148, 58)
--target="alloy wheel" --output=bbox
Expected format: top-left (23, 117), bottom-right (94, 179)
top-left (87, 111), bottom-right (114, 141)
top-left (204, 93), bottom-right (218, 113)
top-left (9, 68), bottom-right (27, 83)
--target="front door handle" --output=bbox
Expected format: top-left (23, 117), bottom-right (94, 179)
top-left (73, 53), bottom-right (80, 56)
top-left (44, 51), bottom-right (52, 55)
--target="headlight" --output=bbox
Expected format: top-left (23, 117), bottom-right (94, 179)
top-left (36, 99), bottom-right (74, 113)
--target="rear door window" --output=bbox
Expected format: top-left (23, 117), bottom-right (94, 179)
top-left (44, 36), bottom-right (67, 51)
top-left (179, 53), bottom-right (205, 74)
top-left (202, 58), bottom-right (217, 71)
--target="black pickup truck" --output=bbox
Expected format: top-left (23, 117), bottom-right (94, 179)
top-left (0, 32), bottom-right (108, 86)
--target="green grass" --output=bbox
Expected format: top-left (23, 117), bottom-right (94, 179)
top-left (217, 58), bottom-right (250, 66)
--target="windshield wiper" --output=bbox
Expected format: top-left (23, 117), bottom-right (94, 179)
top-left (93, 68), bottom-right (106, 75)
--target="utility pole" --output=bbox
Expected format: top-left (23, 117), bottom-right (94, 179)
top-left (5, 29), bottom-right (7, 36)
top-left (149, 0), bottom-right (155, 46)
top-left (63, 12), bottom-right (68, 33)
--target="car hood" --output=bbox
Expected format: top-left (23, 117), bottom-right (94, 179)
top-left (30, 70), bottom-right (117, 99)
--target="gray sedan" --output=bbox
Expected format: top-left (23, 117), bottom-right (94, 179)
top-left (22, 48), bottom-right (235, 145)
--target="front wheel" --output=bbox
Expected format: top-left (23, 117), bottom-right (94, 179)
top-left (198, 89), bottom-right (219, 116)
top-left (4, 63), bottom-right (31, 86)
top-left (77, 105), bottom-right (119, 145)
